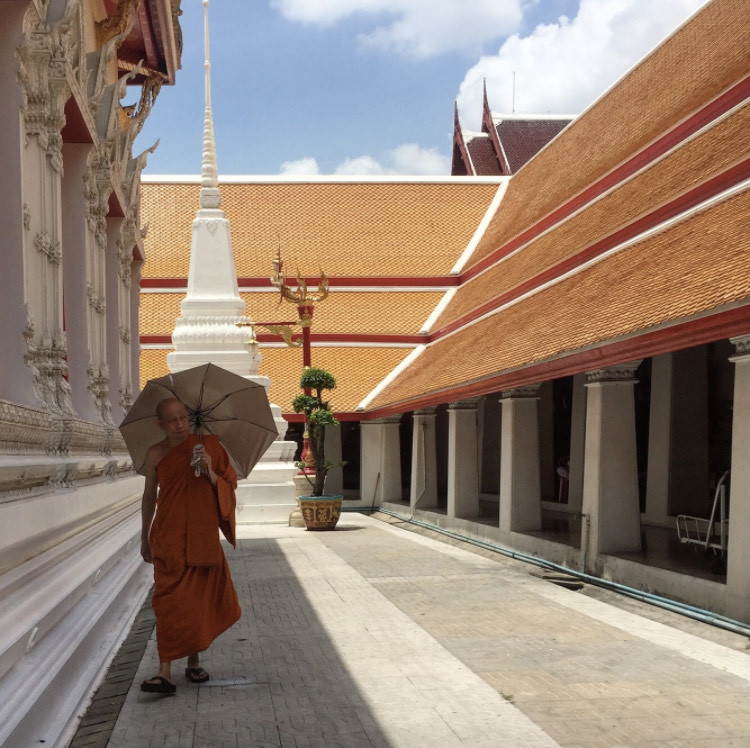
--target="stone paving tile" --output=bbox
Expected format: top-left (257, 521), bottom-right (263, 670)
top-left (97, 513), bottom-right (750, 746)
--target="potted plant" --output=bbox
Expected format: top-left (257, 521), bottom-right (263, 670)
top-left (292, 366), bottom-right (343, 530)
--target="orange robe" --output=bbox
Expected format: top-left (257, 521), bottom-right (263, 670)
top-left (150, 434), bottom-right (241, 662)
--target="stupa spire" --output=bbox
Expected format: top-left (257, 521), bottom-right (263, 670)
top-left (200, 0), bottom-right (220, 208)
top-left (166, 0), bottom-right (250, 374)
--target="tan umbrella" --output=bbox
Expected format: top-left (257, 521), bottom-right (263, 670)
top-left (119, 363), bottom-right (278, 478)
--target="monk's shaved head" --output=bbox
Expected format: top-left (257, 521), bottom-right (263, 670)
top-left (156, 397), bottom-right (187, 421)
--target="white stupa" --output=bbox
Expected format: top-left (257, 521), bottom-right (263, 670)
top-left (166, 0), bottom-right (297, 522)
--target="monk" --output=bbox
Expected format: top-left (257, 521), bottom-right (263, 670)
top-left (139, 397), bottom-right (241, 694)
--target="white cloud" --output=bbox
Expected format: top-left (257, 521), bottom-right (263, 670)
top-left (270, 0), bottom-right (523, 58)
top-left (279, 144), bottom-right (450, 176)
top-left (388, 143), bottom-right (450, 175)
top-left (280, 157), bottom-right (320, 175)
top-left (457, 0), bottom-right (710, 129)
top-left (334, 155), bottom-right (385, 175)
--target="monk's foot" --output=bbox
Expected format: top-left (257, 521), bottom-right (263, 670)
top-left (185, 666), bottom-right (210, 684)
top-left (140, 675), bottom-right (176, 694)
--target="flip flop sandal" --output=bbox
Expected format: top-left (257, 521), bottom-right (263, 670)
top-left (185, 666), bottom-right (210, 683)
top-left (140, 676), bottom-right (177, 694)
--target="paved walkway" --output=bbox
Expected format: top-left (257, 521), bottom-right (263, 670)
top-left (79, 513), bottom-right (750, 747)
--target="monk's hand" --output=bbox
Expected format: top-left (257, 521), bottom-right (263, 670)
top-left (141, 538), bottom-right (153, 564)
top-left (199, 451), bottom-right (215, 480)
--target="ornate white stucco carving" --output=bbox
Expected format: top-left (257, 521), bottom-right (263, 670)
top-left (87, 362), bottom-right (115, 426)
top-left (500, 384), bottom-right (542, 399)
top-left (16, 1), bottom-right (81, 172)
top-left (730, 335), bottom-right (750, 360)
top-left (86, 284), bottom-right (106, 314)
top-left (448, 398), bottom-right (481, 410)
top-left (585, 360), bottom-right (642, 384)
top-left (23, 311), bottom-right (75, 416)
top-left (34, 232), bottom-right (61, 264)
top-left (118, 385), bottom-right (132, 413)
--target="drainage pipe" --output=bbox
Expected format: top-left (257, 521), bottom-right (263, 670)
top-left (374, 507), bottom-right (750, 639)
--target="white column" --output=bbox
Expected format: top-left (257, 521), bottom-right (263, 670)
top-left (61, 143), bottom-right (97, 421)
top-left (130, 259), bottom-right (143, 395)
top-left (645, 349), bottom-right (709, 522)
top-left (323, 423), bottom-right (343, 495)
top-left (537, 381), bottom-right (555, 501)
top-left (727, 336), bottom-right (750, 601)
top-left (410, 407), bottom-right (438, 510)
top-left (581, 362), bottom-right (642, 562)
top-left (499, 385), bottom-right (542, 533)
top-left (17, 28), bottom-right (72, 415)
top-left (568, 374), bottom-right (586, 510)
top-left (644, 353), bottom-right (672, 522)
top-left (360, 416), bottom-right (402, 506)
top-left (0, 3), bottom-right (35, 406)
top-left (447, 399), bottom-right (479, 520)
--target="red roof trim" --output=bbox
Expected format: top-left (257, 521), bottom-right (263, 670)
top-left (434, 158), bottom-right (750, 340)
top-left (452, 101), bottom-right (474, 175)
top-left (284, 412), bottom-right (360, 422)
top-left (462, 72), bottom-right (750, 282)
top-left (362, 304), bottom-right (750, 419)
top-left (483, 90), bottom-right (510, 176)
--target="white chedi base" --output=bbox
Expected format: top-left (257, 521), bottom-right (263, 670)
top-left (235, 402), bottom-right (299, 524)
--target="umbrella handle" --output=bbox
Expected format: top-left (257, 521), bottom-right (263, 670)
top-left (191, 442), bottom-right (205, 477)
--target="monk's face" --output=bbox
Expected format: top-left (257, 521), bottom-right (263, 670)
top-left (157, 399), bottom-right (190, 443)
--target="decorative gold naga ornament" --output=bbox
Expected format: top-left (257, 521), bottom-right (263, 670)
top-left (270, 248), bottom-right (330, 307)
top-left (96, 0), bottom-right (143, 46)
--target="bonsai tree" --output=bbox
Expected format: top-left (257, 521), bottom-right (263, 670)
top-left (292, 367), bottom-right (340, 496)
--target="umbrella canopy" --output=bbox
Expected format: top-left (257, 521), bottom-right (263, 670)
top-left (120, 363), bottom-right (278, 478)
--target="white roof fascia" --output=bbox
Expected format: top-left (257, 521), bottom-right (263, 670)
top-left (438, 176), bottom-right (750, 344)
top-left (356, 345), bottom-right (427, 410)
top-left (420, 288), bottom-right (457, 334)
top-left (141, 174), bottom-right (507, 185)
top-left (450, 179), bottom-right (510, 275)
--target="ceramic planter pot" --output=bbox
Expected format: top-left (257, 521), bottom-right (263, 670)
top-left (298, 495), bottom-right (343, 530)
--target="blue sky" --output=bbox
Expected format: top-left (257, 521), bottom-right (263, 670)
top-left (136, 0), bottom-right (708, 176)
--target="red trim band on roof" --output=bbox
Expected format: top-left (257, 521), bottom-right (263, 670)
top-left (462, 72), bottom-right (750, 282)
top-left (363, 304), bottom-right (750, 419)
top-left (434, 158), bottom-right (750, 340)
top-left (284, 412), bottom-right (359, 422)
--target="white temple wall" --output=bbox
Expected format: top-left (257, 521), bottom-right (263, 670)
top-left (0, 1), bottom-right (175, 743)
top-left (130, 258), bottom-right (143, 394)
top-left (107, 217), bottom-right (126, 423)
top-left (62, 141), bottom-right (99, 421)
top-left (0, 3), bottom-right (35, 407)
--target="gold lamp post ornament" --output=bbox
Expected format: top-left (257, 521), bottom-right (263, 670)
top-left (270, 247), bottom-right (329, 370)
top-left (239, 249), bottom-right (331, 474)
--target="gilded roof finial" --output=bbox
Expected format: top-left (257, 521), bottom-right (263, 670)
top-left (200, 0), bottom-right (221, 209)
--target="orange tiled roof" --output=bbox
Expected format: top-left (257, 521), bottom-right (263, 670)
top-left (141, 345), bottom-right (412, 413)
top-left (140, 180), bottom-right (500, 279)
top-left (435, 102), bottom-right (750, 330)
top-left (140, 290), bottom-right (444, 336)
top-left (465, 0), bottom-right (750, 271)
top-left (368, 187), bottom-right (750, 409)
